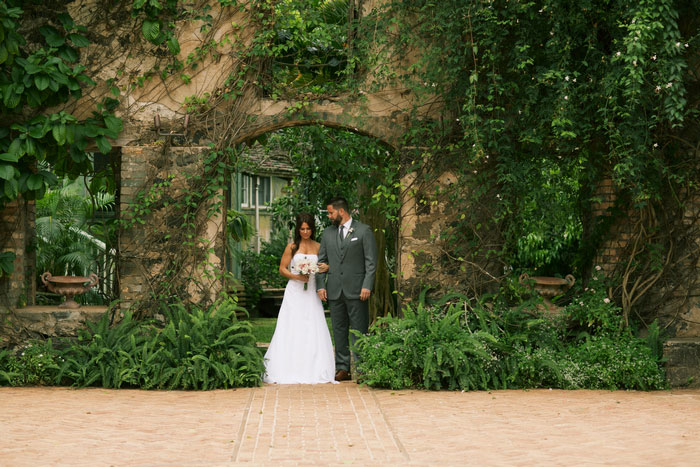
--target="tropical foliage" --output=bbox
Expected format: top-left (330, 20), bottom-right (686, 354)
top-left (358, 0), bottom-right (700, 280)
top-left (0, 298), bottom-right (264, 389)
top-left (0, 0), bottom-right (121, 275)
top-left (35, 179), bottom-right (117, 304)
top-left (262, 0), bottom-right (352, 97)
top-left (356, 289), bottom-right (667, 391)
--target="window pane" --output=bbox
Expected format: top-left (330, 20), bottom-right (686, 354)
top-left (262, 177), bottom-right (271, 205)
top-left (241, 174), bottom-right (249, 207)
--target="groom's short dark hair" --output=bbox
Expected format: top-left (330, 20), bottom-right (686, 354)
top-left (327, 196), bottom-right (349, 213)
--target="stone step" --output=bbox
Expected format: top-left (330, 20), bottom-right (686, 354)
top-left (663, 337), bottom-right (700, 388)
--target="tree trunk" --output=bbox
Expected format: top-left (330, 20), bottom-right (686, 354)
top-left (358, 187), bottom-right (396, 324)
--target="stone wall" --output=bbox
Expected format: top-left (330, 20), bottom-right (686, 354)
top-left (663, 338), bottom-right (700, 388)
top-left (0, 307), bottom-right (106, 347)
top-left (119, 145), bottom-right (225, 312)
top-left (397, 167), bottom-right (503, 301)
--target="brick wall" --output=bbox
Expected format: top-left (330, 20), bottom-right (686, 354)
top-left (591, 178), bottom-right (700, 338)
top-left (590, 178), bottom-right (637, 273)
top-left (0, 198), bottom-right (35, 308)
top-left (118, 145), bottom-right (225, 311)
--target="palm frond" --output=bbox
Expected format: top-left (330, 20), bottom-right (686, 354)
top-left (319, 0), bottom-right (351, 25)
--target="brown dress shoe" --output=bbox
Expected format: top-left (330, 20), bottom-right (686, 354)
top-left (335, 370), bottom-right (351, 381)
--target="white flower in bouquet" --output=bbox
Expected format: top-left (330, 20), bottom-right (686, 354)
top-left (296, 257), bottom-right (319, 290)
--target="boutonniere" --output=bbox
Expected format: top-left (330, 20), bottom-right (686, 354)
top-left (347, 227), bottom-right (355, 235)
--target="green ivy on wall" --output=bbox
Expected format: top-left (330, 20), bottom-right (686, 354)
top-left (362, 0), bottom-right (699, 279)
top-left (0, 0), bottom-right (122, 277)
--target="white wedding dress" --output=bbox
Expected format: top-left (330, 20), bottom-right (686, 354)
top-left (263, 253), bottom-right (337, 384)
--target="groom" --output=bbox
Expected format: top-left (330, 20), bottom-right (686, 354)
top-left (317, 196), bottom-right (378, 382)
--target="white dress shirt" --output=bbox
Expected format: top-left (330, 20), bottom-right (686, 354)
top-left (340, 218), bottom-right (353, 239)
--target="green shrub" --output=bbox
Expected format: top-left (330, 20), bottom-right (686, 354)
top-left (146, 299), bottom-right (264, 389)
top-left (55, 310), bottom-right (151, 388)
top-left (562, 334), bottom-right (667, 390)
top-left (0, 340), bottom-right (61, 386)
top-left (56, 297), bottom-right (264, 389)
top-left (357, 303), bottom-right (506, 390)
top-left (563, 270), bottom-right (622, 335)
top-left (238, 231), bottom-right (288, 313)
top-left (356, 291), bottom-right (667, 391)
top-left (238, 250), bottom-right (284, 313)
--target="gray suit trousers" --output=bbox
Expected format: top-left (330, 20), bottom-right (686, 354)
top-left (329, 292), bottom-right (369, 372)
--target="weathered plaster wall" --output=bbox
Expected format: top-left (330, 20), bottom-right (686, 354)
top-left (396, 168), bottom-right (504, 301)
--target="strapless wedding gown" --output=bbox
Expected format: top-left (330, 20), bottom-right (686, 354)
top-left (263, 253), bottom-right (336, 384)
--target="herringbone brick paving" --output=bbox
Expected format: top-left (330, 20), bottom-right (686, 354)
top-left (1, 384), bottom-right (699, 466)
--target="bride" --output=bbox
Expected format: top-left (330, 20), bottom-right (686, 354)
top-left (263, 213), bottom-right (337, 384)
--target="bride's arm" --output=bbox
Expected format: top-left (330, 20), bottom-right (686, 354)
top-left (279, 243), bottom-right (308, 282)
top-left (315, 241), bottom-right (329, 273)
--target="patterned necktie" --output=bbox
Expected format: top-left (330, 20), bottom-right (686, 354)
top-left (339, 225), bottom-right (345, 241)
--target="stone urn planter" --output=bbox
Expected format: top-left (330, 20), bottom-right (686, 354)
top-left (519, 273), bottom-right (575, 312)
top-left (41, 272), bottom-right (99, 309)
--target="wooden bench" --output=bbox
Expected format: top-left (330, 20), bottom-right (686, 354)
top-left (259, 287), bottom-right (286, 317)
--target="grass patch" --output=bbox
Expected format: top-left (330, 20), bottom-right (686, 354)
top-left (249, 318), bottom-right (277, 343)
top-left (249, 316), bottom-right (333, 343)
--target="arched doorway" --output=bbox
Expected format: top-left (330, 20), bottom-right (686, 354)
top-left (226, 123), bottom-right (399, 323)
top-left (116, 113), bottom-right (405, 321)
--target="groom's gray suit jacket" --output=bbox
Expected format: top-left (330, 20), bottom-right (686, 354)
top-left (316, 219), bottom-right (378, 300)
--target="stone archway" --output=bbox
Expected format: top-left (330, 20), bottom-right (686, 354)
top-left (116, 102), bottom-right (410, 313)
top-left (0, 0), bottom-right (441, 318)
top-left (235, 96), bottom-right (413, 148)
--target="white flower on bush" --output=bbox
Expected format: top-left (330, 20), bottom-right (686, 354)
top-left (603, 298), bottom-right (611, 304)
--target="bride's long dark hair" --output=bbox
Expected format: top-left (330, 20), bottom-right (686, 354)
top-left (291, 212), bottom-right (315, 256)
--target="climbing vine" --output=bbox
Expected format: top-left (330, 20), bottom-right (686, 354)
top-left (3, 0), bottom-right (697, 328)
top-left (357, 0), bottom-right (700, 310)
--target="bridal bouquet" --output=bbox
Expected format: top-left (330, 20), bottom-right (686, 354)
top-left (296, 257), bottom-right (319, 290)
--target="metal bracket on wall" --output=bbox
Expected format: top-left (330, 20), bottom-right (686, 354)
top-left (154, 114), bottom-right (189, 137)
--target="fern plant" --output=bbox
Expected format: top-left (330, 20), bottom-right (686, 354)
top-left (356, 302), bottom-right (502, 390)
top-left (55, 297), bottom-right (264, 390)
top-left (150, 297), bottom-right (263, 389)
top-left (55, 311), bottom-right (149, 388)
top-left (355, 290), bottom-right (667, 391)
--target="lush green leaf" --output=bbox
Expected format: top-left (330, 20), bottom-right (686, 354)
top-left (39, 25), bottom-right (65, 47)
top-left (142, 19), bottom-right (160, 42)
top-left (68, 33), bottom-right (90, 48)
top-left (26, 174), bottom-right (43, 190)
top-left (34, 74), bottom-right (50, 90)
top-left (0, 164), bottom-right (15, 180)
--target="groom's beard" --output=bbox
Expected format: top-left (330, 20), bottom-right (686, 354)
top-left (331, 216), bottom-right (341, 227)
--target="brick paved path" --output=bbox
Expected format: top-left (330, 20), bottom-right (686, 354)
top-left (1, 384), bottom-right (699, 466)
